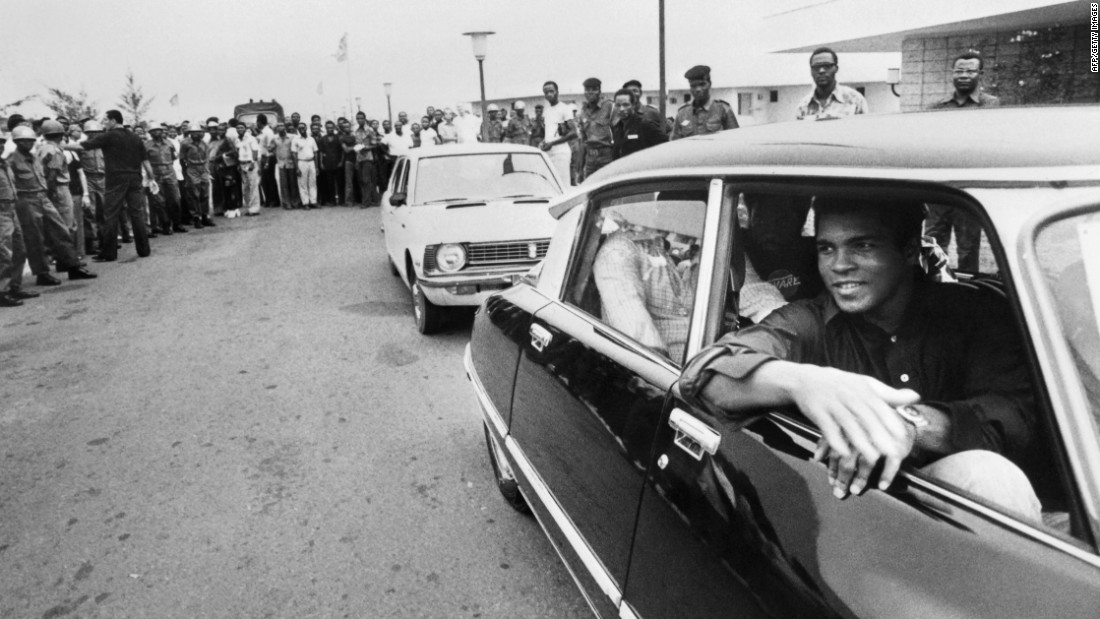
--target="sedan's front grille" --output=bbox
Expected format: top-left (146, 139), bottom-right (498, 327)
top-left (467, 239), bottom-right (550, 266)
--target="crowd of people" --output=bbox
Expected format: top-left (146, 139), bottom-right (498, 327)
top-left (0, 47), bottom-right (996, 309)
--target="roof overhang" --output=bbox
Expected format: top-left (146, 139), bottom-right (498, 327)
top-left (774, 0), bottom-right (1086, 53)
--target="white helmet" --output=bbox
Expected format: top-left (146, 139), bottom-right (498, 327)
top-left (486, 103), bottom-right (500, 112)
top-left (11, 126), bottom-right (36, 140)
top-left (513, 100), bottom-right (526, 110)
top-left (83, 119), bottom-right (104, 133)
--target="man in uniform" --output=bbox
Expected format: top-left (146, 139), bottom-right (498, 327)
top-left (503, 101), bottom-right (533, 145)
top-left (530, 104), bottom-right (545, 148)
top-left (485, 104), bottom-right (504, 143)
top-left (38, 120), bottom-right (81, 253)
top-left (0, 129), bottom-right (38, 305)
top-left (11, 125), bottom-right (98, 280)
top-left (933, 51), bottom-right (1000, 109)
top-left (145, 124), bottom-right (186, 234)
top-left (671, 65), bottom-right (738, 140)
top-left (797, 47), bottom-right (868, 121)
top-left (76, 120), bottom-right (108, 253)
top-left (577, 77), bottom-right (615, 180)
top-left (179, 123), bottom-right (213, 228)
top-left (318, 121), bottom-right (343, 206)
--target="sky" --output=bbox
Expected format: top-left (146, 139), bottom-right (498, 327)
top-left (0, 0), bottom-right (1037, 124)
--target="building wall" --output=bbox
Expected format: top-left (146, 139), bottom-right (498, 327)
top-left (898, 22), bottom-right (1100, 111)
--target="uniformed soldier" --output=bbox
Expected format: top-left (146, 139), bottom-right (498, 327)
top-left (38, 120), bottom-right (81, 254)
top-left (145, 124), bottom-right (187, 234)
top-left (77, 120), bottom-right (108, 254)
top-left (503, 101), bottom-right (533, 145)
top-left (671, 65), bottom-right (738, 140)
top-left (577, 77), bottom-right (615, 181)
top-left (179, 123), bottom-right (213, 228)
top-left (0, 129), bottom-right (37, 306)
top-left (486, 104), bottom-right (504, 143)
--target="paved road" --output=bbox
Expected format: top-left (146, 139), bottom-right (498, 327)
top-left (0, 207), bottom-right (590, 619)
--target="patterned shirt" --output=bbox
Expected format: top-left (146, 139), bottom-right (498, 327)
top-left (353, 126), bottom-right (378, 162)
top-left (593, 231), bottom-right (697, 363)
top-left (796, 84), bottom-right (867, 121)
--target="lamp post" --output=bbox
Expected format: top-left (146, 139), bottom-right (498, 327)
top-left (383, 82), bottom-right (393, 125)
top-left (463, 31), bottom-right (494, 142)
top-left (886, 68), bottom-right (901, 97)
top-left (355, 97), bottom-right (362, 113)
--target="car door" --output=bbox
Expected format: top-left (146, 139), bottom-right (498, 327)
top-left (624, 182), bottom-right (1100, 619)
top-left (383, 158), bottom-right (411, 277)
top-left (506, 180), bottom-right (724, 617)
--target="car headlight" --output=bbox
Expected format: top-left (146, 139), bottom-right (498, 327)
top-left (435, 243), bottom-right (467, 273)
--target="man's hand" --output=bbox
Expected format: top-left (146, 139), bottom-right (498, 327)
top-left (539, 141), bottom-right (551, 151)
top-left (780, 364), bottom-right (917, 475)
top-left (814, 417), bottom-right (916, 499)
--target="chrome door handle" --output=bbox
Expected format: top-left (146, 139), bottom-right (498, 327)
top-left (668, 408), bottom-right (720, 460)
top-left (530, 323), bottom-right (552, 352)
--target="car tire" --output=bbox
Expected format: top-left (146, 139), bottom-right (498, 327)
top-left (410, 271), bottom-right (444, 334)
top-left (483, 424), bottom-right (529, 514)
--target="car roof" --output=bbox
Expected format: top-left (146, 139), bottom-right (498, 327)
top-left (588, 106), bottom-right (1100, 183)
top-left (405, 142), bottom-right (544, 161)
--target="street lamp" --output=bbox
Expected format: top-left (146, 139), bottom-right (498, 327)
top-left (383, 82), bottom-right (393, 125)
top-left (886, 68), bottom-right (901, 97)
top-left (463, 30), bottom-right (494, 142)
top-left (355, 96), bottom-right (362, 113)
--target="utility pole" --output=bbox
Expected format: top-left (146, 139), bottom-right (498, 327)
top-left (659, 0), bottom-right (667, 121)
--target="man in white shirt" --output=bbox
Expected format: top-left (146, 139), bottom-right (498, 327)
top-left (455, 106), bottom-right (481, 144)
top-left (539, 80), bottom-right (577, 187)
top-left (417, 116), bottom-right (439, 148)
top-left (235, 124), bottom-right (261, 216)
top-left (292, 126), bottom-right (319, 209)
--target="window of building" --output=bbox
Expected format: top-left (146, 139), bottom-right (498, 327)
top-left (770, 90), bottom-right (779, 103)
top-left (670, 97), bottom-right (677, 105)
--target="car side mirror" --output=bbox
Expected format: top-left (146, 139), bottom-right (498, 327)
top-left (391, 192), bottom-right (407, 206)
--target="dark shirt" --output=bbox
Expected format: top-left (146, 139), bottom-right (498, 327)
top-left (319, 134), bottom-right (344, 170)
top-left (680, 282), bottom-right (1036, 463)
top-left (81, 127), bottom-right (147, 179)
top-left (68, 157), bottom-right (84, 195)
top-left (530, 115), bottom-right (546, 146)
top-left (611, 112), bottom-right (668, 160)
top-left (338, 133), bottom-right (357, 166)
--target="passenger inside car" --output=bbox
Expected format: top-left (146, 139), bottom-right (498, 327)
top-left (683, 195), bottom-right (1045, 522)
top-left (592, 199), bottom-right (704, 363)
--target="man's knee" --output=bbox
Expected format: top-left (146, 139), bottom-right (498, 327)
top-left (920, 450), bottom-right (1042, 522)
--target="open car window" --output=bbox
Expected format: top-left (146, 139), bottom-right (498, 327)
top-left (702, 182), bottom-right (1088, 545)
top-left (564, 183), bottom-right (710, 366)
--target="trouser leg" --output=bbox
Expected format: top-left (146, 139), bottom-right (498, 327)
top-left (14, 194), bottom-right (50, 274)
top-left (358, 161), bottom-right (378, 206)
top-left (99, 180), bottom-right (128, 261)
top-left (0, 199), bottom-right (26, 292)
top-left (123, 179), bottom-right (150, 257)
top-left (344, 161), bottom-right (357, 205)
top-left (159, 181), bottom-right (182, 226)
top-left (334, 166), bottom-right (345, 205)
top-left (49, 186), bottom-right (81, 259)
top-left (298, 160), bottom-right (317, 206)
top-left (24, 191), bottom-right (80, 270)
top-left (277, 168), bottom-right (293, 207)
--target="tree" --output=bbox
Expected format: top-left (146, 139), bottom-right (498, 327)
top-left (117, 70), bottom-right (154, 125)
top-left (0, 94), bottom-right (38, 114)
top-left (43, 87), bottom-right (99, 122)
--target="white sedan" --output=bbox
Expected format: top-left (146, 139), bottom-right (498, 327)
top-left (381, 143), bottom-right (564, 334)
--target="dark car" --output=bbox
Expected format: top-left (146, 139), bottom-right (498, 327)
top-left (465, 106), bottom-right (1100, 618)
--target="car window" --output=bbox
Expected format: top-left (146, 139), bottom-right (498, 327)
top-left (1034, 209), bottom-right (1100, 438)
top-left (710, 184), bottom-right (1085, 542)
top-left (395, 159), bottom-right (409, 194)
top-left (565, 184), bottom-right (709, 366)
top-left (414, 153), bottom-right (559, 204)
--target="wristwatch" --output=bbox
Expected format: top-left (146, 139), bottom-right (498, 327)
top-left (895, 405), bottom-right (930, 428)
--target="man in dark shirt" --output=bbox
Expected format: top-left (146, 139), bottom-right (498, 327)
top-left (318, 121), bottom-right (344, 206)
top-left (932, 52), bottom-right (1000, 109)
top-left (72, 109), bottom-right (155, 261)
top-left (680, 196), bottom-right (1042, 521)
top-left (529, 104), bottom-right (545, 148)
top-left (611, 88), bottom-right (667, 161)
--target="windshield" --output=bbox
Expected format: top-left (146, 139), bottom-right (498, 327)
top-left (1035, 208), bottom-right (1100, 430)
top-left (414, 152), bottom-right (560, 204)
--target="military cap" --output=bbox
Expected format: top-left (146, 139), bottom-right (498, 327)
top-left (684, 65), bottom-right (711, 81)
top-left (582, 77), bottom-right (602, 89)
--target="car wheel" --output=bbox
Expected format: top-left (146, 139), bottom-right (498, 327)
top-left (483, 424), bottom-right (529, 514)
top-left (410, 272), bottom-right (444, 334)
